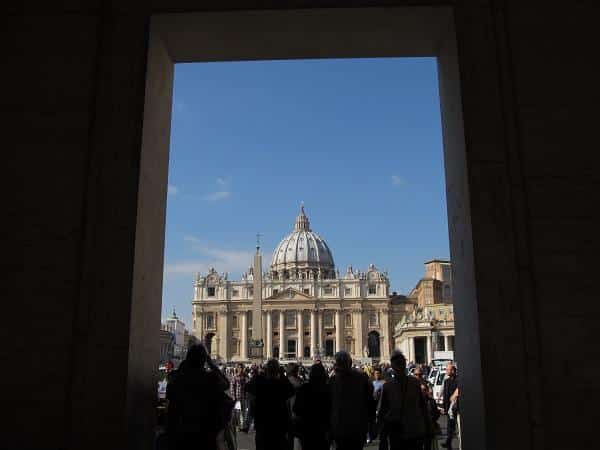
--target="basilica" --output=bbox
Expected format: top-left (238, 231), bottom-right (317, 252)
top-left (191, 206), bottom-right (453, 363)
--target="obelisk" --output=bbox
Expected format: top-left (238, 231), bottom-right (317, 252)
top-left (250, 239), bottom-right (264, 360)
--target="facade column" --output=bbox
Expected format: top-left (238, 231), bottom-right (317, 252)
top-left (426, 334), bottom-right (433, 364)
top-left (219, 311), bottom-right (229, 360)
top-left (354, 309), bottom-right (364, 357)
top-left (279, 310), bottom-right (285, 359)
top-left (310, 309), bottom-right (317, 358)
top-left (381, 309), bottom-right (390, 359)
top-left (335, 309), bottom-right (342, 353)
top-left (317, 309), bottom-right (324, 356)
top-left (444, 335), bottom-right (449, 352)
top-left (297, 310), bottom-right (304, 358)
top-left (408, 336), bottom-right (415, 363)
top-left (266, 311), bottom-right (272, 358)
top-left (195, 310), bottom-right (204, 341)
top-left (240, 311), bottom-right (248, 360)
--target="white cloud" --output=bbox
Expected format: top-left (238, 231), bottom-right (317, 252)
top-left (203, 191), bottom-right (231, 201)
top-left (168, 184), bottom-right (178, 195)
top-left (216, 177), bottom-right (230, 186)
top-left (203, 177), bottom-right (232, 201)
top-left (391, 175), bottom-right (406, 186)
top-left (164, 236), bottom-right (271, 278)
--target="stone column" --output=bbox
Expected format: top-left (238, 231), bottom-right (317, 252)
top-left (279, 310), bottom-right (285, 359)
top-left (354, 309), bottom-right (364, 357)
top-left (335, 309), bottom-right (342, 353)
top-left (219, 311), bottom-right (229, 360)
top-left (195, 310), bottom-right (204, 340)
top-left (297, 310), bottom-right (304, 359)
top-left (381, 309), bottom-right (390, 359)
top-left (444, 335), bottom-right (449, 352)
top-left (426, 334), bottom-right (433, 363)
top-left (408, 336), bottom-right (415, 363)
top-left (310, 309), bottom-right (317, 357)
top-left (266, 311), bottom-right (272, 358)
top-left (240, 311), bottom-right (248, 360)
top-left (317, 309), bottom-right (324, 355)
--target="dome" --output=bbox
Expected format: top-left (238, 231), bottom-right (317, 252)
top-left (271, 205), bottom-right (335, 274)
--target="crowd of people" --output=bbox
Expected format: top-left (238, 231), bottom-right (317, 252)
top-left (160, 344), bottom-right (460, 450)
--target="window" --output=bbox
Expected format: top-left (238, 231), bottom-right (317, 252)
top-left (345, 313), bottom-right (352, 328)
top-left (285, 311), bottom-right (296, 328)
top-left (323, 287), bottom-right (333, 295)
top-left (248, 313), bottom-right (252, 328)
top-left (248, 287), bottom-right (254, 296)
top-left (272, 288), bottom-right (279, 295)
top-left (325, 340), bottom-right (334, 356)
top-left (272, 313), bottom-right (279, 329)
top-left (345, 287), bottom-right (352, 296)
top-left (232, 314), bottom-right (239, 330)
top-left (303, 311), bottom-right (311, 327)
top-left (368, 312), bottom-right (378, 327)
top-left (303, 288), bottom-right (310, 295)
top-left (205, 313), bottom-right (215, 330)
top-left (303, 346), bottom-right (311, 358)
top-left (207, 287), bottom-right (216, 297)
top-left (287, 339), bottom-right (297, 356)
top-left (232, 289), bottom-right (239, 297)
top-left (324, 311), bottom-right (334, 328)
top-left (436, 334), bottom-right (445, 351)
top-left (368, 285), bottom-right (377, 295)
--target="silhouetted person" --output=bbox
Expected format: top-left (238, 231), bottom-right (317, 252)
top-left (293, 363), bottom-right (332, 450)
top-left (166, 344), bottom-right (231, 450)
top-left (329, 351), bottom-right (375, 450)
top-left (441, 363), bottom-right (459, 449)
top-left (245, 358), bottom-right (295, 450)
top-left (378, 350), bottom-right (427, 450)
top-left (231, 363), bottom-right (248, 431)
top-left (286, 362), bottom-right (304, 450)
top-left (372, 367), bottom-right (388, 450)
top-left (420, 383), bottom-right (441, 450)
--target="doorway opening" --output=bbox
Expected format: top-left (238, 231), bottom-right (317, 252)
top-left (414, 337), bottom-right (427, 364)
top-left (134, 7), bottom-right (489, 450)
top-left (368, 331), bottom-right (381, 358)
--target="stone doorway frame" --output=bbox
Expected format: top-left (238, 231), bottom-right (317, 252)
top-left (105, 6), bottom-right (540, 450)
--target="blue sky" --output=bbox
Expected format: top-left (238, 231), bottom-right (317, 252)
top-left (162, 58), bottom-right (449, 327)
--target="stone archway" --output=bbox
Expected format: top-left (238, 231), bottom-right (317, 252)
top-left (367, 331), bottom-right (381, 358)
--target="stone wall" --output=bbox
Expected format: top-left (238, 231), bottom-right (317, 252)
top-left (8, 2), bottom-right (599, 449)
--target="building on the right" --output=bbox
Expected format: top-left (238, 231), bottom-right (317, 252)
top-left (393, 260), bottom-right (455, 364)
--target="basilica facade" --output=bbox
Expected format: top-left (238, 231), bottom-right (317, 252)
top-left (191, 206), bottom-right (402, 362)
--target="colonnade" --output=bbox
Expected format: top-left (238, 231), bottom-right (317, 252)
top-left (194, 307), bottom-right (391, 361)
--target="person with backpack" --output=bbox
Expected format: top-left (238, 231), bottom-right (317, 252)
top-left (378, 350), bottom-right (428, 450)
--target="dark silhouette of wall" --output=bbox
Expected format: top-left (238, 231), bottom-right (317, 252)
top-left (8, 2), bottom-right (599, 450)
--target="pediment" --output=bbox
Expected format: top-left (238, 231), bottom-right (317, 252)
top-left (267, 287), bottom-right (313, 301)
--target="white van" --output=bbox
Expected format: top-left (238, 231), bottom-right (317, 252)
top-left (433, 370), bottom-right (447, 407)
top-left (427, 367), bottom-right (439, 386)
